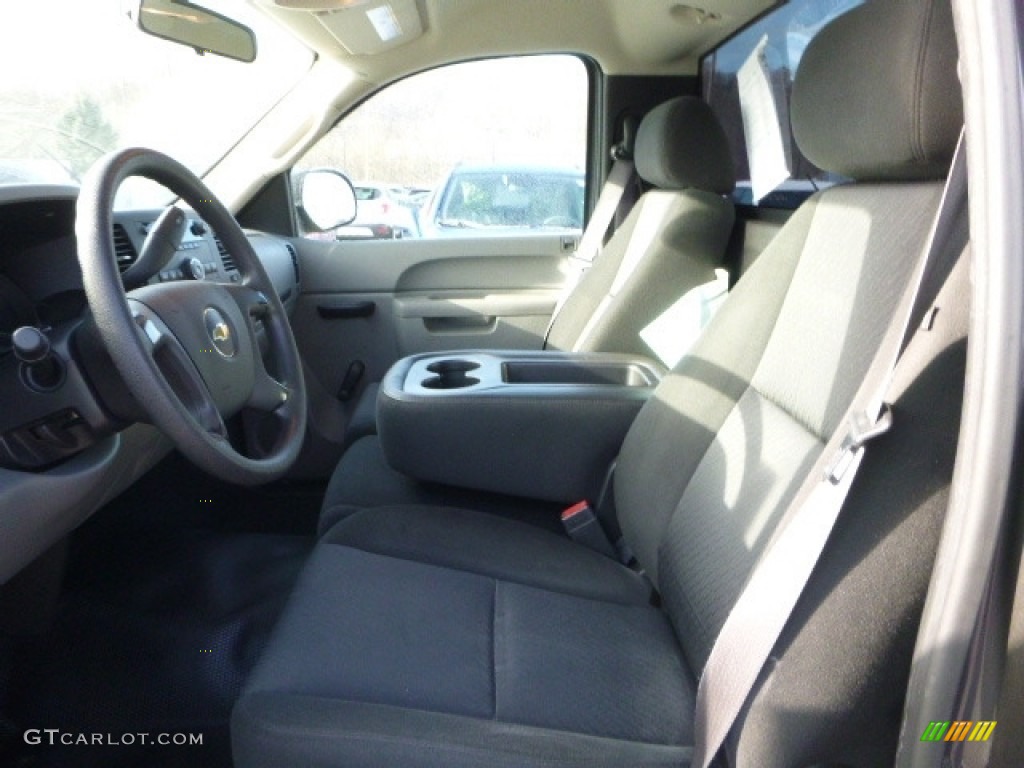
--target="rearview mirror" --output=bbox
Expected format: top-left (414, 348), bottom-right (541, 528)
top-left (133, 0), bottom-right (257, 63)
top-left (296, 169), bottom-right (358, 233)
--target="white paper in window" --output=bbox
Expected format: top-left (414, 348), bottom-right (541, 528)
top-left (737, 35), bottom-right (790, 203)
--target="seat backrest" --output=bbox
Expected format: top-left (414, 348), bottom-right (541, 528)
top-left (545, 96), bottom-right (735, 364)
top-left (615, 1), bottom-right (963, 765)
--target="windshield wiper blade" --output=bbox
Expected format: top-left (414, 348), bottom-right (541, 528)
top-left (437, 218), bottom-right (484, 229)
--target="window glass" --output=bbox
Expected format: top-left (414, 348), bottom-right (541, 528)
top-left (295, 55), bottom-right (588, 241)
top-left (432, 168), bottom-right (584, 231)
top-left (701, 0), bottom-right (863, 208)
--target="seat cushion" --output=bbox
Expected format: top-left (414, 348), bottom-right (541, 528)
top-left (233, 508), bottom-right (695, 768)
top-left (320, 435), bottom-right (564, 536)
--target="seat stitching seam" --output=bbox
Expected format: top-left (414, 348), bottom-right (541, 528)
top-left (491, 578), bottom-right (498, 721)
top-left (911, 1), bottom-right (936, 163)
top-left (749, 383), bottom-right (828, 444)
top-left (322, 540), bottom-right (646, 607)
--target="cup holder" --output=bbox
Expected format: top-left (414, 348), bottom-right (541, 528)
top-left (422, 359), bottom-right (481, 390)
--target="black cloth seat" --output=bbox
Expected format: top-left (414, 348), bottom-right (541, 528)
top-left (235, 506), bottom-right (694, 767)
top-left (233, 3), bottom-right (966, 766)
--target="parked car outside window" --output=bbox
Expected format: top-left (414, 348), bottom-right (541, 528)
top-left (418, 164), bottom-right (584, 238)
top-left (330, 182), bottom-right (419, 240)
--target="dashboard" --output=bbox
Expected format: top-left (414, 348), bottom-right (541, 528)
top-left (0, 183), bottom-right (301, 582)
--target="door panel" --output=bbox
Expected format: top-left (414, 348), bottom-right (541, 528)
top-left (297, 235), bottom-right (570, 292)
top-left (290, 234), bottom-right (570, 422)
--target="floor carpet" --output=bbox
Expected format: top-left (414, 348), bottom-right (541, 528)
top-left (2, 453), bottom-right (321, 768)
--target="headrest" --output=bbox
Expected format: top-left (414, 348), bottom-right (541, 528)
top-left (635, 96), bottom-right (735, 194)
top-left (791, 0), bottom-right (962, 181)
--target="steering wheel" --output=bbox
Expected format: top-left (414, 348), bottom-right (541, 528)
top-left (75, 148), bottom-right (306, 485)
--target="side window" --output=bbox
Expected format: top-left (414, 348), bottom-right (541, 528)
top-left (295, 55), bottom-right (588, 241)
top-left (701, 0), bottom-right (863, 208)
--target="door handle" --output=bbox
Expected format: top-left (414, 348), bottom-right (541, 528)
top-left (317, 301), bottom-right (376, 319)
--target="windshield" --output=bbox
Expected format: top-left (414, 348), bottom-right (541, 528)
top-left (0, 0), bottom-right (312, 207)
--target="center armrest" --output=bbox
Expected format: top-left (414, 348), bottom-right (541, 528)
top-left (377, 350), bottom-right (664, 503)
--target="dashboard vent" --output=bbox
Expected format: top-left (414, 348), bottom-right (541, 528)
top-left (112, 223), bottom-right (138, 272)
top-left (284, 242), bottom-right (300, 284)
top-left (214, 235), bottom-right (237, 272)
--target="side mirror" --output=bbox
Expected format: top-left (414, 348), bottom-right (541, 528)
top-left (297, 169), bottom-right (358, 232)
top-left (133, 0), bottom-right (257, 63)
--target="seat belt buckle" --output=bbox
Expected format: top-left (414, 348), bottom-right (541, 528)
top-left (561, 501), bottom-right (618, 559)
top-left (825, 404), bottom-right (894, 485)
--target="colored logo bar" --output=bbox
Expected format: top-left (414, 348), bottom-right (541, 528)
top-left (920, 721), bottom-right (997, 742)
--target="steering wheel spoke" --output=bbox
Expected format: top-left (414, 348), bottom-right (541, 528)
top-left (224, 283), bottom-right (271, 319)
top-left (129, 299), bottom-right (229, 438)
top-left (131, 308), bottom-right (167, 355)
top-left (224, 282), bottom-right (292, 413)
top-left (249, 361), bottom-right (291, 413)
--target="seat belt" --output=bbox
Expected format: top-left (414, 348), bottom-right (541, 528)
top-left (576, 153), bottom-right (636, 267)
top-left (543, 152), bottom-right (637, 344)
top-left (990, 546), bottom-right (1024, 768)
top-left (691, 131), bottom-right (968, 768)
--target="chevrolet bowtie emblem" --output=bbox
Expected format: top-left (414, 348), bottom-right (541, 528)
top-left (203, 308), bottom-right (236, 358)
top-left (211, 323), bottom-right (230, 343)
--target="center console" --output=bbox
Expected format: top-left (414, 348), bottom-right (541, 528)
top-left (376, 350), bottom-right (663, 503)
